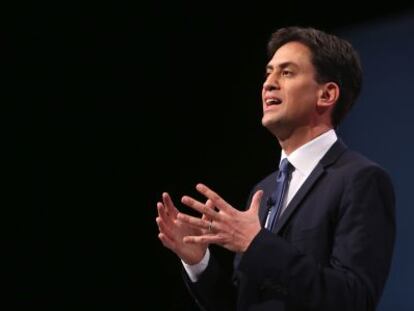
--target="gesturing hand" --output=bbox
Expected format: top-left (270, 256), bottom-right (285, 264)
top-left (177, 183), bottom-right (263, 253)
top-left (156, 192), bottom-right (210, 265)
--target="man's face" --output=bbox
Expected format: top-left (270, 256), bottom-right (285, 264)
top-left (261, 41), bottom-right (323, 137)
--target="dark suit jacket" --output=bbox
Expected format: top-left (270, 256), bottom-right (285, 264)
top-left (184, 140), bottom-right (396, 311)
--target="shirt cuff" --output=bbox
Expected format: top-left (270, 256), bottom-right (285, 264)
top-left (181, 248), bottom-right (210, 282)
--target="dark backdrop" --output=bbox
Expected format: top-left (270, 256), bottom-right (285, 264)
top-left (8, 2), bottom-right (414, 310)
top-left (339, 15), bottom-right (414, 311)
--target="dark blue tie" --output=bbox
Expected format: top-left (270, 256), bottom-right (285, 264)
top-left (265, 158), bottom-right (293, 230)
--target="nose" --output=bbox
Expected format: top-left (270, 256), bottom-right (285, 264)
top-left (262, 74), bottom-right (279, 92)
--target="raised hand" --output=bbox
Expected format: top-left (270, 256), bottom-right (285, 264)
top-left (156, 192), bottom-right (209, 265)
top-left (177, 184), bottom-right (263, 253)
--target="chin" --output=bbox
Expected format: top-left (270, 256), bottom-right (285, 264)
top-left (261, 118), bottom-right (270, 128)
top-left (262, 114), bottom-right (279, 127)
top-left (262, 116), bottom-right (287, 134)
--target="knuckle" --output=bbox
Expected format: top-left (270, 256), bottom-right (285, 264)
top-left (211, 193), bottom-right (220, 201)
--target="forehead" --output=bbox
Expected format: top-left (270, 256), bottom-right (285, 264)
top-left (267, 41), bottom-right (313, 68)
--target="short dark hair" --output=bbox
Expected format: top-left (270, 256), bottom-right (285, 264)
top-left (267, 27), bottom-right (363, 128)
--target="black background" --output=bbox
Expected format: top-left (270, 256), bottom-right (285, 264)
top-left (7, 2), bottom-right (414, 310)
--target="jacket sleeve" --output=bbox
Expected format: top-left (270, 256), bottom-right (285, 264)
top-left (182, 188), bottom-right (260, 311)
top-left (237, 166), bottom-right (396, 310)
top-left (182, 250), bottom-right (237, 311)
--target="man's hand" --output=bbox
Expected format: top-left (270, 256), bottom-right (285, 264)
top-left (177, 184), bottom-right (263, 253)
top-left (156, 192), bottom-right (209, 265)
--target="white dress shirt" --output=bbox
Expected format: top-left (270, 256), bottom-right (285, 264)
top-left (279, 129), bottom-right (337, 215)
top-left (183, 129), bottom-right (338, 282)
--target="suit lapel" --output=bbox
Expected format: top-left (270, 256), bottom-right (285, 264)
top-left (259, 200), bottom-right (269, 226)
top-left (258, 173), bottom-right (278, 226)
top-left (273, 165), bottom-right (324, 233)
top-left (273, 139), bottom-right (348, 234)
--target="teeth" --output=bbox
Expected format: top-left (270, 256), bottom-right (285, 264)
top-left (266, 98), bottom-right (281, 104)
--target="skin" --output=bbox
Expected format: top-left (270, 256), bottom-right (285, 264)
top-left (156, 41), bottom-right (340, 261)
top-left (156, 192), bottom-right (210, 265)
top-left (262, 41), bottom-right (339, 154)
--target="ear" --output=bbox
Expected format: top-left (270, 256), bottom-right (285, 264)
top-left (317, 82), bottom-right (340, 109)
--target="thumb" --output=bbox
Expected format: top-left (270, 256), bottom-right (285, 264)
top-left (249, 190), bottom-right (263, 215)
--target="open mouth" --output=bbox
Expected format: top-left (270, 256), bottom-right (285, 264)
top-left (265, 98), bottom-right (282, 106)
top-left (264, 97), bottom-right (283, 110)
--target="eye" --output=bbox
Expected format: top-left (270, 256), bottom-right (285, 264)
top-left (281, 70), bottom-right (293, 77)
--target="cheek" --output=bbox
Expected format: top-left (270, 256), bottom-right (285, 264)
top-left (289, 86), bottom-right (318, 110)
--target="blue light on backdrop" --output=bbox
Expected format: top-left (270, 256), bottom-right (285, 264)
top-left (339, 13), bottom-right (414, 311)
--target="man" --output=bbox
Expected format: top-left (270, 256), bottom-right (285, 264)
top-left (156, 27), bottom-right (395, 310)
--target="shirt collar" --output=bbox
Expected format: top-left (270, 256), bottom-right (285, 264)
top-left (280, 129), bottom-right (337, 177)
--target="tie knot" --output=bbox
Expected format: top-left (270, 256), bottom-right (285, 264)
top-left (279, 158), bottom-right (293, 175)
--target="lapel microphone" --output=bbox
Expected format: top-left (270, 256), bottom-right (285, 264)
top-left (266, 196), bottom-right (275, 209)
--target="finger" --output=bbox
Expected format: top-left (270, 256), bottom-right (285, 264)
top-left (155, 217), bottom-right (171, 235)
top-left (156, 216), bottom-right (175, 239)
top-left (177, 212), bottom-right (211, 231)
top-left (183, 234), bottom-right (224, 245)
top-left (158, 232), bottom-right (176, 250)
top-left (181, 195), bottom-right (218, 220)
top-left (249, 190), bottom-right (264, 215)
top-left (157, 202), bottom-right (174, 226)
top-left (200, 200), bottom-right (216, 233)
top-left (178, 212), bottom-right (225, 235)
top-left (162, 192), bottom-right (179, 217)
top-left (157, 202), bottom-right (167, 220)
top-left (195, 183), bottom-right (234, 214)
top-left (201, 199), bottom-right (214, 221)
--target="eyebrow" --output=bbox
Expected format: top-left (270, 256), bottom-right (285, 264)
top-left (266, 61), bottom-right (299, 71)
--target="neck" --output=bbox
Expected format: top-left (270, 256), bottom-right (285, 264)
top-left (277, 125), bottom-right (333, 155)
